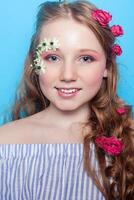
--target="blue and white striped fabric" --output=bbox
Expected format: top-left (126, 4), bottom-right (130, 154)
top-left (0, 143), bottom-right (105, 200)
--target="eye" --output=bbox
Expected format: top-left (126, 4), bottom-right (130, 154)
top-left (43, 55), bottom-right (59, 62)
top-left (80, 55), bottom-right (95, 63)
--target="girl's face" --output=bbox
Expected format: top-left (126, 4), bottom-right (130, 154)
top-left (38, 18), bottom-right (107, 111)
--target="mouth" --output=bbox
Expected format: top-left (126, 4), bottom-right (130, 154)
top-left (55, 87), bottom-right (82, 98)
top-left (55, 87), bottom-right (81, 93)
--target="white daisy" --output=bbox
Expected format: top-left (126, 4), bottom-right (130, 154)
top-left (32, 37), bottom-right (60, 74)
top-left (40, 60), bottom-right (46, 74)
top-left (47, 38), bottom-right (60, 50)
top-left (52, 37), bottom-right (60, 49)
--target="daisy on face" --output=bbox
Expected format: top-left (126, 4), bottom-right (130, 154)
top-left (40, 61), bottom-right (46, 74)
top-left (37, 38), bottom-right (50, 52)
top-left (47, 37), bottom-right (60, 50)
top-left (35, 60), bottom-right (46, 75)
top-left (31, 37), bottom-right (60, 74)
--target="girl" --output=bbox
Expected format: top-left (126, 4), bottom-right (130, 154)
top-left (0, 0), bottom-right (134, 199)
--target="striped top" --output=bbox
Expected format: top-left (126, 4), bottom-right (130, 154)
top-left (0, 143), bottom-right (105, 200)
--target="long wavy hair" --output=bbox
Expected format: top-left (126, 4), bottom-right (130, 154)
top-left (3, 0), bottom-right (134, 199)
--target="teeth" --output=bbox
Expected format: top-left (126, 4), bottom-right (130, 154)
top-left (59, 88), bottom-right (79, 93)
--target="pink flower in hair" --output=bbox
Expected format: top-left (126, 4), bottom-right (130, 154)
top-left (112, 44), bottom-right (122, 56)
top-left (92, 9), bottom-right (112, 27)
top-left (116, 107), bottom-right (126, 115)
top-left (111, 25), bottom-right (124, 37)
top-left (95, 136), bottom-right (124, 156)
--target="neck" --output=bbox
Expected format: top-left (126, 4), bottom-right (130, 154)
top-left (42, 103), bottom-right (90, 129)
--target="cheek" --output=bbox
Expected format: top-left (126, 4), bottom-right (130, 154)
top-left (90, 72), bottom-right (103, 84)
top-left (39, 72), bottom-right (56, 92)
top-left (82, 68), bottom-right (105, 88)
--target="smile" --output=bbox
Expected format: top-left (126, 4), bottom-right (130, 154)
top-left (55, 87), bottom-right (81, 98)
top-left (57, 88), bottom-right (80, 93)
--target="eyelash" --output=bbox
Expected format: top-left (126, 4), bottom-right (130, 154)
top-left (43, 54), bottom-right (95, 63)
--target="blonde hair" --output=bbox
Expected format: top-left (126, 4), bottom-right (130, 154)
top-left (4, 1), bottom-right (134, 199)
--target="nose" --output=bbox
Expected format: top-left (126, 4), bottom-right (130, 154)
top-left (59, 61), bottom-right (77, 82)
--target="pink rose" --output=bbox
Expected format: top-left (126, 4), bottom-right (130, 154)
top-left (92, 9), bottom-right (112, 27)
top-left (111, 25), bottom-right (124, 37)
top-left (95, 136), bottom-right (124, 156)
top-left (112, 44), bottom-right (122, 56)
top-left (116, 107), bottom-right (126, 115)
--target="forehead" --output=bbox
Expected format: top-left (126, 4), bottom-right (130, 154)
top-left (39, 18), bottom-right (105, 54)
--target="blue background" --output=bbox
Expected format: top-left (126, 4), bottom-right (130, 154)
top-left (0, 0), bottom-right (133, 125)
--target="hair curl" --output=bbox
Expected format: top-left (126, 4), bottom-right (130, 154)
top-left (3, 1), bottom-right (134, 199)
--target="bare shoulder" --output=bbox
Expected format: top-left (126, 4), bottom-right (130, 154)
top-left (0, 110), bottom-right (85, 144)
top-left (0, 114), bottom-right (41, 144)
top-left (0, 118), bottom-right (30, 132)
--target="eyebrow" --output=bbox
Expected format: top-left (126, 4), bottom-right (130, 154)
top-left (77, 48), bottom-right (100, 54)
top-left (51, 48), bottom-right (101, 56)
top-left (56, 48), bottom-right (97, 52)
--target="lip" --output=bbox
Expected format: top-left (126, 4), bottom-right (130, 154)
top-left (55, 87), bottom-right (81, 98)
top-left (55, 87), bottom-right (82, 90)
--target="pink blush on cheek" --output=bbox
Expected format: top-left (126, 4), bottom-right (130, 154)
top-left (40, 52), bottom-right (47, 59)
top-left (39, 74), bottom-right (54, 94)
top-left (39, 76), bottom-right (48, 91)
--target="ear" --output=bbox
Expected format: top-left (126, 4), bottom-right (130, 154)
top-left (103, 68), bottom-right (107, 78)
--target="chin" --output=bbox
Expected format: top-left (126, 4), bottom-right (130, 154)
top-left (55, 103), bottom-right (80, 112)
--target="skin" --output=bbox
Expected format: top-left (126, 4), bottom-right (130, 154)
top-left (38, 18), bottom-right (107, 127)
top-left (0, 17), bottom-right (108, 143)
